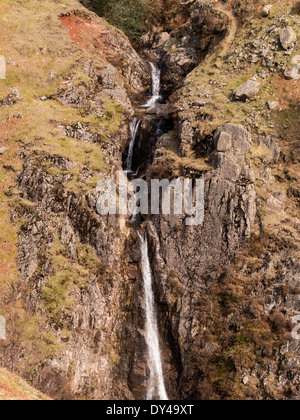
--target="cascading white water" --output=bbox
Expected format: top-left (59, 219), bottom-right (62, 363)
top-left (142, 62), bottom-right (161, 108)
top-left (130, 198), bottom-right (140, 224)
top-left (138, 232), bottom-right (168, 401)
top-left (128, 63), bottom-right (161, 220)
top-left (125, 118), bottom-right (141, 173)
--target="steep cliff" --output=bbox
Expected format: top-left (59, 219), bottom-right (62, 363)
top-left (141, 0), bottom-right (300, 400)
top-left (0, 0), bottom-right (299, 401)
top-left (0, 0), bottom-right (150, 400)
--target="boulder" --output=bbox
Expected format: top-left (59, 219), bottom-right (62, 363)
top-left (284, 65), bottom-right (300, 80)
top-left (83, 59), bottom-right (95, 78)
top-left (291, 55), bottom-right (300, 65)
top-left (279, 27), bottom-right (297, 50)
top-left (261, 5), bottom-right (272, 17)
top-left (267, 101), bottom-right (278, 110)
top-left (153, 32), bottom-right (170, 49)
top-left (140, 32), bottom-right (153, 47)
top-left (267, 191), bottom-right (286, 212)
top-left (164, 38), bottom-right (179, 53)
top-left (243, 376), bottom-right (249, 386)
top-left (11, 88), bottom-right (21, 100)
top-left (233, 80), bottom-right (261, 101)
top-left (0, 87), bottom-right (21, 106)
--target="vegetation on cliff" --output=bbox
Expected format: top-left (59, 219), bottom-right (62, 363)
top-left (0, 0), bottom-right (146, 399)
top-left (84, 0), bottom-right (190, 42)
top-left (92, 0), bottom-right (148, 41)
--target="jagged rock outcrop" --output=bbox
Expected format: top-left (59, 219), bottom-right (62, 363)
top-left (60, 11), bottom-right (151, 92)
top-left (0, 87), bottom-right (21, 107)
top-left (142, 123), bottom-right (256, 398)
top-left (13, 155), bottom-right (130, 398)
top-left (144, 1), bottom-right (230, 94)
top-left (57, 62), bottom-right (135, 117)
top-left (148, 122), bottom-right (256, 287)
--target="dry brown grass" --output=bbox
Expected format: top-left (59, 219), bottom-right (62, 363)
top-left (0, 366), bottom-right (50, 400)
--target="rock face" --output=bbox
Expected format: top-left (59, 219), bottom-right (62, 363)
top-left (279, 27), bottom-right (297, 50)
top-left (145, 123), bottom-right (257, 398)
top-left (234, 80), bottom-right (261, 101)
top-left (161, 48), bottom-right (199, 92)
top-left (156, 2), bottom-right (229, 93)
top-left (0, 0), bottom-right (151, 401)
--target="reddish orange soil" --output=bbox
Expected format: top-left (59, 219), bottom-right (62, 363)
top-left (274, 74), bottom-right (300, 109)
top-left (60, 13), bottom-right (91, 48)
top-left (59, 12), bottom-right (112, 61)
top-left (0, 115), bottom-right (21, 140)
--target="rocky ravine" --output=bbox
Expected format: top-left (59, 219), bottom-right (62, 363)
top-left (0, 0), bottom-right (299, 400)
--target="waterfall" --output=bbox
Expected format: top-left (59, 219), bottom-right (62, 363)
top-left (127, 61), bottom-right (167, 396)
top-left (142, 62), bottom-right (161, 108)
top-left (130, 198), bottom-right (140, 224)
top-left (138, 232), bottom-right (168, 401)
top-left (125, 118), bottom-right (141, 174)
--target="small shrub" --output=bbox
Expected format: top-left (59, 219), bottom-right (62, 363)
top-left (268, 309), bottom-right (293, 336)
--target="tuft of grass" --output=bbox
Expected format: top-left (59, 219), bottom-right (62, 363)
top-left (42, 238), bottom-right (101, 328)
